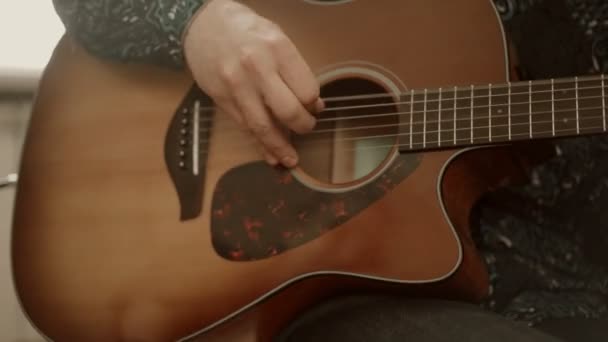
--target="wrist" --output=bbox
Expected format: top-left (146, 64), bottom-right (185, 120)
top-left (181, 0), bottom-right (217, 72)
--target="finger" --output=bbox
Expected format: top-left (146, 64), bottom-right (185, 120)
top-left (217, 97), bottom-right (279, 166)
top-left (215, 98), bottom-right (244, 126)
top-left (233, 81), bottom-right (298, 168)
top-left (239, 45), bottom-right (316, 134)
top-left (314, 97), bottom-right (325, 113)
top-left (260, 145), bottom-right (279, 166)
top-left (261, 74), bottom-right (316, 134)
top-left (274, 39), bottom-right (323, 113)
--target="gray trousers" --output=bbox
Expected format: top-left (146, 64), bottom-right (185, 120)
top-left (276, 295), bottom-right (608, 341)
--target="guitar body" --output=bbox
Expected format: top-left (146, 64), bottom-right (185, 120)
top-left (11, 1), bottom-right (545, 341)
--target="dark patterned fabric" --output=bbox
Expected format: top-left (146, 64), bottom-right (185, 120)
top-left (479, 0), bottom-right (608, 327)
top-left (52, 0), bottom-right (608, 329)
top-left (52, 0), bottom-right (206, 68)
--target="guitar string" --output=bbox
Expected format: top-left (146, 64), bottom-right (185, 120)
top-left (294, 113), bottom-right (602, 147)
top-left (190, 113), bottom-right (607, 159)
top-left (190, 76), bottom-right (607, 108)
top-left (318, 83), bottom-right (603, 114)
top-left (188, 84), bottom-right (606, 129)
top-left (193, 99), bottom-right (606, 147)
top-left (170, 77), bottom-right (606, 165)
top-left (178, 117), bottom-right (605, 168)
top-left (312, 78), bottom-right (600, 103)
top-left (288, 92), bottom-right (602, 125)
top-left (189, 81), bottom-right (606, 115)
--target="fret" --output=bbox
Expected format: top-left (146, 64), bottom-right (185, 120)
top-left (530, 80), bottom-right (553, 139)
top-left (551, 78), bottom-right (555, 136)
top-left (576, 75), bottom-right (604, 134)
top-left (453, 86), bottom-right (458, 145)
top-left (422, 88), bottom-right (441, 148)
top-left (508, 82), bottom-right (512, 140)
top-left (437, 87), bottom-right (456, 147)
top-left (489, 83), bottom-right (509, 143)
top-left (396, 93), bottom-right (411, 151)
top-left (454, 87), bottom-right (473, 145)
top-left (410, 89), bottom-right (426, 149)
top-left (528, 80), bottom-right (532, 138)
top-left (488, 83), bottom-right (492, 141)
top-left (398, 90), bottom-right (414, 151)
top-left (553, 78), bottom-right (578, 136)
top-left (575, 77), bottom-right (580, 134)
top-left (470, 85), bottom-right (474, 143)
top-left (409, 90), bottom-right (414, 149)
top-left (603, 74), bottom-right (607, 131)
top-left (471, 85), bottom-right (490, 144)
top-left (508, 81), bottom-right (531, 140)
top-left (438, 88), bottom-right (442, 146)
top-left (423, 89), bottom-right (428, 148)
top-left (425, 88), bottom-right (443, 148)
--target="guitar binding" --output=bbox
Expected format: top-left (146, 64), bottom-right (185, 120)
top-left (163, 84), bottom-right (213, 221)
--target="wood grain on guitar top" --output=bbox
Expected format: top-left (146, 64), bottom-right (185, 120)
top-left (11, 1), bottom-right (523, 341)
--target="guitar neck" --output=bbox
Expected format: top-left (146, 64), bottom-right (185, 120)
top-left (398, 74), bottom-right (608, 152)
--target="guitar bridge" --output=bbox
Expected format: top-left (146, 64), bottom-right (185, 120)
top-left (164, 85), bottom-right (213, 220)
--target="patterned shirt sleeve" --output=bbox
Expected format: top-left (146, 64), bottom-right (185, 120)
top-left (52, 0), bottom-right (206, 69)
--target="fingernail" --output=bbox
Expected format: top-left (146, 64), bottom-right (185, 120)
top-left (282, 155), bottom-right (297, 168)
top-left (315, 98), bottom-right (325, 113)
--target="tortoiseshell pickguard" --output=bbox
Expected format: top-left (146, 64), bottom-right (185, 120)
top-left (210, 153), bottom-right (421, 261)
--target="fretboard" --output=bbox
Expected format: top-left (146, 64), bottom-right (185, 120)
top-left (397, 74), bottom-right (608, 152)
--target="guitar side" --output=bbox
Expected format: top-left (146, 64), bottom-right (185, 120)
top-left (10, 1), bottom-right (532, 341)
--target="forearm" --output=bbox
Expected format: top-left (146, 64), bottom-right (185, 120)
top-left (52, 0), bottom-right (206, 69)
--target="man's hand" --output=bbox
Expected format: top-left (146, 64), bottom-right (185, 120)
top-left (183, 0), bottom-right (323, 168)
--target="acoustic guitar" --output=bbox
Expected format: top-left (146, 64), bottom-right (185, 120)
top-left (11, 0), bottom-right (605, 341)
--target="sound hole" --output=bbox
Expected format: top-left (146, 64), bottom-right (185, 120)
top-left (292, 78), bottom-right (399, 185)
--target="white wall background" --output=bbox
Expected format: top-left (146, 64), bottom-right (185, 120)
top-left (0, 2), bottom-right (64, 341)
top-left (0, 1), bottom-right (65, 90)
top-left (0, 100), bottom-right (41, 342)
